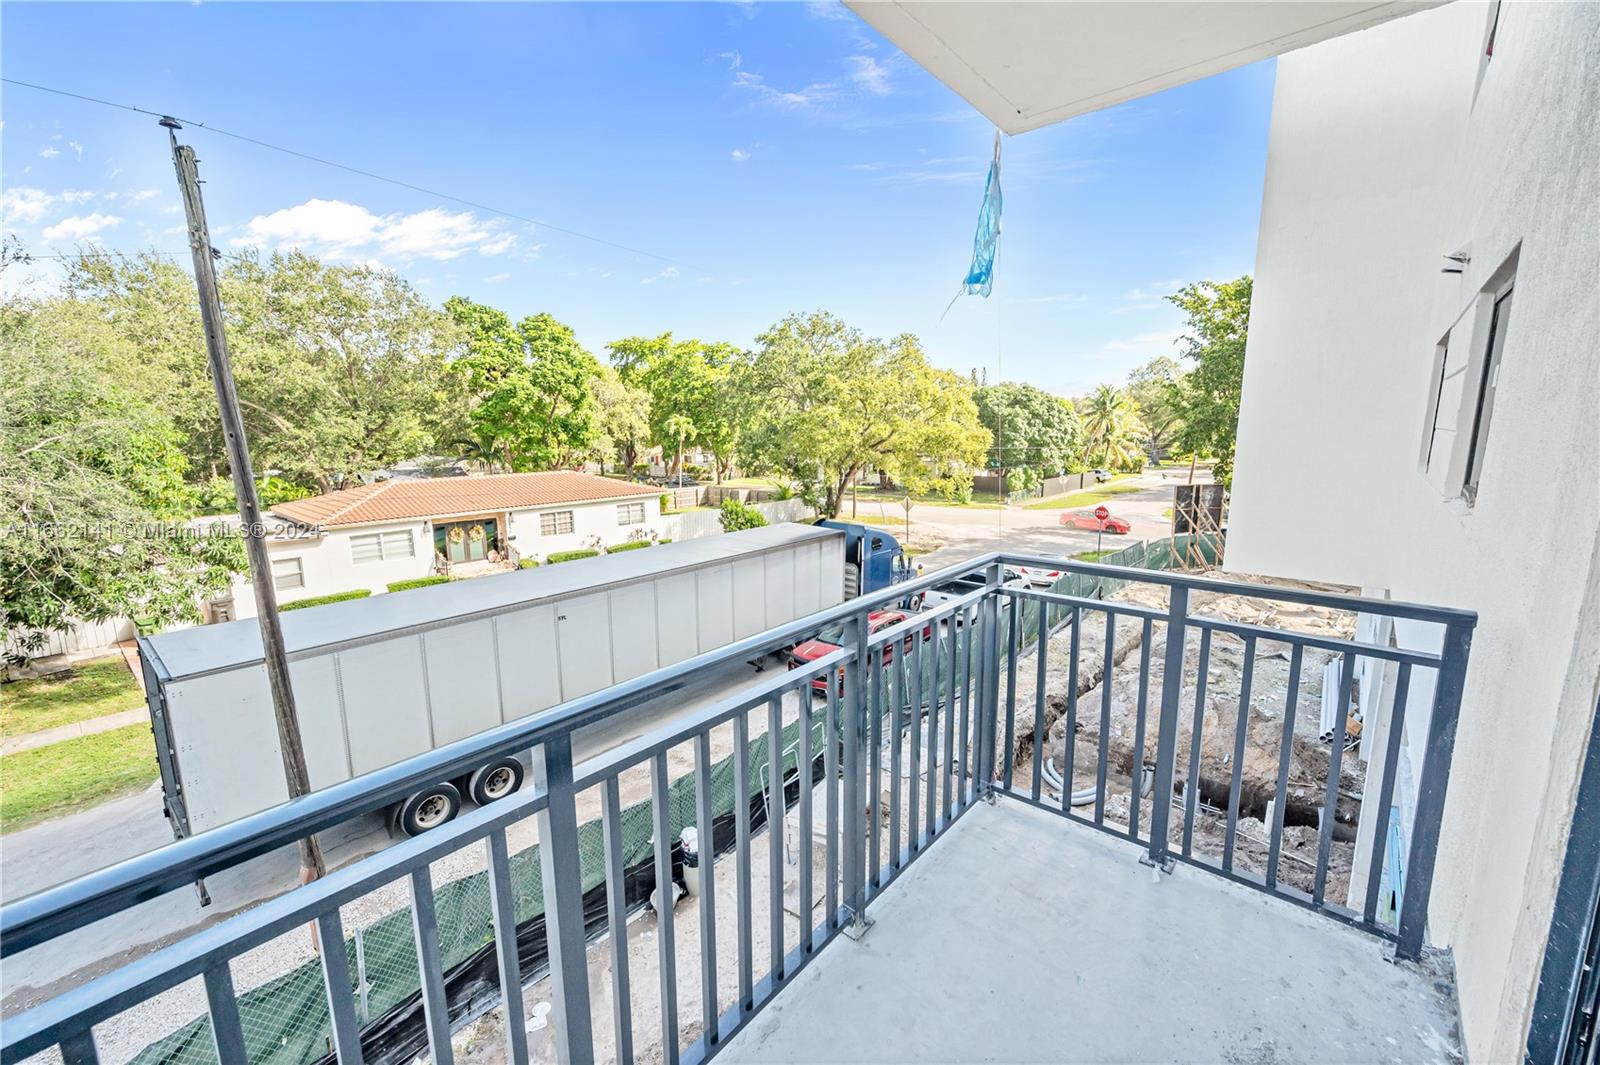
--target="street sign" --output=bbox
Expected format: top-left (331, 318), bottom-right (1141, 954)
top-left (1093, 504), bottom-right (1110, 522)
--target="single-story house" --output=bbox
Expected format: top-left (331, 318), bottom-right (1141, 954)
top-left (215, 471), bottom-right (665, 619)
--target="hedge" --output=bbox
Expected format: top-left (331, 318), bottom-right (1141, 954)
top-left (545, 549), bottom-right (600, 564)
top-left (518, 558), bottom-right (540, 569)
top-left (606, 541), bottom-right (652, 554)
top-left (387, 575), bottom-right (451, 593)
top-left (279, 589), bottom-right (372, 611)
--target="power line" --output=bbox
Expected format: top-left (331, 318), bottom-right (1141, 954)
top-left (3, 77), bottom-right (692, 269)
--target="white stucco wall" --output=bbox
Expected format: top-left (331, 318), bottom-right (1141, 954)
top-left (229, 520), bottom-right (433, 618)
top-left (1226, 4), bottom-right (1600, 1059)
top-left (505, 496), bottom-right (664, 561)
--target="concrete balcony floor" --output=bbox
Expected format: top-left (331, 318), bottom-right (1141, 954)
top-left (720, 800), bottom-right (1460, 1064)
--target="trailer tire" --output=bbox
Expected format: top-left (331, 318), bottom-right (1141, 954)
top-left (467, 758), bottom-right (525, 806)
top-left (397, 783), bottom-right (462, 836)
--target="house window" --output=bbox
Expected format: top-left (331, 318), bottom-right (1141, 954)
top-left (271, 557), bottom-right (304, 591)
top-left (1420, 257), bottom-right (1516, 503)
top-left (350, 528), bottom-right (415, 564)
top-left (540, 510), bottom-right (575, 536)
top-left (617, 501), bottom-right (646, 525)
top-left (1462, 286), bottom-right (1512, 502)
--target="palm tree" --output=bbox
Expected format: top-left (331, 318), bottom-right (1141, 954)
top-left (1081, 385), bottom-right (1145, 471)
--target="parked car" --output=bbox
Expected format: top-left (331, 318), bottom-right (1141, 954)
top-left (789, 610), bottom-right (932, 694)
top-left (1091, 469), bottom-right (1112, 483)
top-left (1017, 565), bottom-right (1064, 587)
top-left (1059, 510), bottom-right (1131, 534)
top-left (920, 566), bottom-right (1028, 625)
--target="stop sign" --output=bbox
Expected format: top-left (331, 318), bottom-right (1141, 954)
top-left (1093, 505), bottom-right (1110, 522)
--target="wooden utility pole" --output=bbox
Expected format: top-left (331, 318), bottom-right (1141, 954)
top-left (164, 119), bottom-right (325, 881)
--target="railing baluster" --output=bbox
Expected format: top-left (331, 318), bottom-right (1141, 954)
top-left (1223, 636), bottom-right (1257, 871)
top-left (841, 610), bottom-right (869, 926)
top-left (888, 639), bottom-right (903, 871)
top-left (868, 650), bottom-right (883, 892)
top-left (409, 867), bottom-right (455, 1065)
top-left (59, 1031), bottom-right (99, 1065)
top-left (1364, 662), bottom-right (1413, 926)
top-left (1266, 645), bottom-right (1304, 891)
top-left (824, 680), bottom-right (840, 931)
top-left (1004, 590), bottom-right (1021, 790)
top-left (650, 752), bottom-right (679, 1065)
top-left (942, 611), bottom-right (959, 826)
top-left (203, 961), bottom-right (248, 1064)
top-left (1130, 617), bottom-right (1153, 841)
top-left (1314, 651), bottom-right (1357, 907)
top-left (1095, 610), bottom-right (1115, 825)
top-left (1182, 627), bottom-right (1212, 857)
top-left (798, 685), bottom-right (815, 950)
top-left (315, 910), bottom-right (364, 1064)
top-left (767, 694), bottom-right (785, 977)
top-left (958, 606), bottom-right (973, 808)
top-left (976, 568), bottom-right (1002, 796)
top-left (732, 711), bottom-right (754, 1010)
top-left (600, 779), bottom-right (634, 1062)
top-left (534, 733), bottom-right (593, 1065)
top-left (1146, 586), bottom-right (1190, 868)
top-left (1032, 608), bottom-right (1049, 803)
top-left (486, 830), bottom-right (530, 1065)
top-left (909, 631), bottom-right (924, 852)
top-left (693, 732), bottom-right (718, 1041)
top-left (925, 626), bottom-right (939, 842)
top-left (1060, 606), bottom-right (1081, 814)
top-left (1397, 617), bottom-right (1473, 959)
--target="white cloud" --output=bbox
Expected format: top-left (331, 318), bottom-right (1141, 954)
top-left (68, 140), bottom-right (84, 161)
top-left (484, 272), bottom-right (511, 283)
top-left (38, 146), bottom-right (60, 159)
top-left (0, 187), bottom-right (55, 223)
top-left (61, 189), bottom-right (95, 204)
top-left (1113, 279), bottom-right (1187, 314)
top-left (232, 198), bottom-right (516, 262)
top-left (127, 189), bottom-right (160, 204)
top-left (640, 266), bottom-right (679, 285)
top-left (42, 212), bottom-right (123, 241)
top-left (847, 55), bottom-right (891, 96)
top-left (806, 0), bottom-right (852, 19)
top-left (719, 50), bottom-right (742, 70)
top-left (1010, 292), bottom-right (1088, 305)
top-left (730, 148), bottom-right (751, 162)
top-left (733, 69), bottom-right (839, 109)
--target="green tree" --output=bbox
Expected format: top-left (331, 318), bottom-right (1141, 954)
top-left (589, 366), bottom-right (651, 472)
top-left (0, 305), bottom-right (245, 665)
top-left (1167, 276), bottom-right (1252, 487)
top-left (740, 312), bottom-right (990, 516)
top-left (446, 298), bottom-right (601, 471)
top-left (1081, 385), bottom-right (1146, 471)
top-left (973, 383), bottom-right (1083, 483)
top-left (609, 333), bottom-right (742, 481)
top-left (1126, 355), bottom-right (1186, 460)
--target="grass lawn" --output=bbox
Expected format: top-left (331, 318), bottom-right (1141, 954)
top-left (1023, 482), bottom-right (1143, 511)
top-left (1, 656), bottom-right (142, 737)
top-left (849, 488), bottom-right (1006, 511)
top-left (0, 723), bottom-right (158, 833)
top-left (1073, 549), bottom-right (1119, 562)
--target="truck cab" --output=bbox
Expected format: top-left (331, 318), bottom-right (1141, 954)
top-left (815, 519), bottom-right (911, 598)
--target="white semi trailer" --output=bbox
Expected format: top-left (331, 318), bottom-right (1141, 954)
top-left (138, 522), bottom-right (903, 839)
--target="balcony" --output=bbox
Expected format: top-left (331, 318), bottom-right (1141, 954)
top-left (0, 550), bottom-right (1475, 1065)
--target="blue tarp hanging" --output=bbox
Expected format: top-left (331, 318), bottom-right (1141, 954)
top-left (962, 131), bottom-right (1003, 296)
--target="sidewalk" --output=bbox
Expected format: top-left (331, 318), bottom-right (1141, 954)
top-left (1, 707), bottom-right (147, 755)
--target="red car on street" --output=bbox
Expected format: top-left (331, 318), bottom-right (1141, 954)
top-left (1059, 510), bottom-right (1131, 534)
top-left (789, 610), bottom-right (932, 694)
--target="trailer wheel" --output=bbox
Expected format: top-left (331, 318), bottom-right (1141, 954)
top-left (397, 783), bottom-right (462, 836)
top-left (468, 758), bottom-right (525, 806)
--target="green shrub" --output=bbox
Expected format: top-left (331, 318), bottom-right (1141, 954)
top-left (606, 540), bottom-right (651, 554)
top-left (386, 575), bottom-right (451, 593)
top-left (518, 558), bottom-right (540, 569)
top-left (545, 549), bottom-right (600, 564)
top-left (659, 493), bottom-right (671, 511)
top-left (719, 498), bottom-right (768, 532)
top-left (280, 589), bottom-right (371, 611)
top-left (658, 538), bottom-right (671, 544)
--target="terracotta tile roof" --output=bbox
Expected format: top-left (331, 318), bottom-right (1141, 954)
top-left (270, 471), bottom-right (661, 528)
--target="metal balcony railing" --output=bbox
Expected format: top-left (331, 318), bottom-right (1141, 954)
top-left (0, 552), bottom-right (1476, 1065)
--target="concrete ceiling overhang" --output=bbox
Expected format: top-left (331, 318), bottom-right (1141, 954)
top-left (845, 1), bottom-right (1446, 134)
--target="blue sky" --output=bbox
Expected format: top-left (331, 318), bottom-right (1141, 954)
top-left (1, 1), bottom-right (1274, 395)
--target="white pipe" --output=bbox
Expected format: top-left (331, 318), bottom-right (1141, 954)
top-left (1041, 757), bottom-right (1155, 806)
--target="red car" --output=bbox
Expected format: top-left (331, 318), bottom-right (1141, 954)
top-left (789, 610), bottom-right (931, 693)
top-left (1059, 510), bottom-right (1131, 534)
